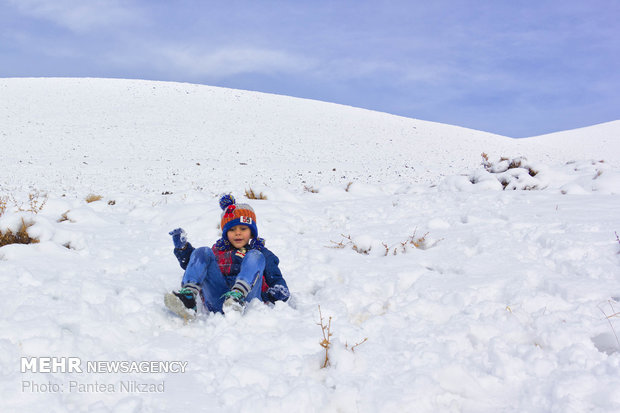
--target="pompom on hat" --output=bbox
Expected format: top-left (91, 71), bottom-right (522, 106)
top-left (219, 194), bottom-right (258, 238)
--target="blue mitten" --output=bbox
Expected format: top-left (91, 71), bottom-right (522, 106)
top-left (265, 285), bottom-right (290, 303)
top-left (169, 228), bottom-right (188, 249)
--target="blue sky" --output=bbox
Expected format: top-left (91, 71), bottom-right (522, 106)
top-left (1, 0), bottom-right (618, 137)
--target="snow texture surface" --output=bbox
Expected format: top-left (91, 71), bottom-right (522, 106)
top-left (1, 78), bottom-right (620, 412)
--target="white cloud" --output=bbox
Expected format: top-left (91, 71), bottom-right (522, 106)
top-left (315, 57), bottom-right (399, 79)
top-left (5, 0), bottom-right (141, 33)
top-left (154, 46), bottom-right (317, 78)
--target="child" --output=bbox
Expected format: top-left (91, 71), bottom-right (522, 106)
top-left (164, 194), bottom-right (290, 317)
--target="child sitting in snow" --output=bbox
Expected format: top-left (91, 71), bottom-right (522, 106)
top-left (164, 194), bottom-right (290, 317)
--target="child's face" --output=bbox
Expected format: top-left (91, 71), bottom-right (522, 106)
top-left (227, 225), bottom-right (252, 249)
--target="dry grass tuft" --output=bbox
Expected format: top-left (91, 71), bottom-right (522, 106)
top-left (0, 196), bottom-right (8, 217)
top-left (0, 218), bottom-right (38, 247)
top-left (1, 194), bottom-right (42, 247)
top-left (58, 211), bottom-right (70, 223)
top-left (85, 194), bottom-right (103, 203)
top-left (5, 192), bottom-right (48, 214)
top-left (26, 192), bottom-right (47, 213)
top-left (245, 188), bottom-right (267, 200)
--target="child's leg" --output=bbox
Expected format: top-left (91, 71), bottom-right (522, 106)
top-left (233, 250), bottom-right (266, 303)
top-left (181, 247), bottom-right (230, 312)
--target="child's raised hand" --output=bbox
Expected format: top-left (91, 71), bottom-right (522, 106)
top-left (169, 228), bottom-right (188, 249)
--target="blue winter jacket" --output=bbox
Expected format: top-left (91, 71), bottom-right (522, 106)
top-left (173, 242), bottom-right (289, 303)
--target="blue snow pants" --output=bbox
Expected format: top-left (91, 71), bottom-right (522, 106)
top-left (181, 247), bottom-right (265, 313)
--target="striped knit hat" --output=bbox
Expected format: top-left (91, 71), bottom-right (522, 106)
top-left (219, 194), bottom-right (258, 238)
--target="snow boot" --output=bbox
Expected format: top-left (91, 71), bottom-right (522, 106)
top-left (222, 290), bottom-right (245, 314)
top-left (165, 283), bottom-right (200, 320)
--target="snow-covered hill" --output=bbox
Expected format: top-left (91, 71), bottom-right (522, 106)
top-left (3, 77), bottom-right (522, 193)
top-left (1, 78), bottom-right (620, 412)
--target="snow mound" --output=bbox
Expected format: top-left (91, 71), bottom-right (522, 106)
top-left (444, 155), bottom-right (620, 194)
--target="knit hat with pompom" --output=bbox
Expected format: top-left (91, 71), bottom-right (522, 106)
top-left (219, 194), bottom-right (258, 239)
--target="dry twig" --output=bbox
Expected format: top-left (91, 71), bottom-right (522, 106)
top-left (599, 300), bottom-right (620, 350)
top-left (346, 337), bottom-right (368, 353)
top-left (318, 305), bottom-right (332, 368)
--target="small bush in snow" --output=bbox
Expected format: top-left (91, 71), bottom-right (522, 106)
top-left (26, 192), bottom-right (47, 213)
top-left (382, 231), bottom-right (431, 255)
top-left (317, 306), bottom-right (367, 368)
top-left (0, 218), bottom-right (38, 247)
top-left (329, 234), bottom-right (373, 255)
top-left (0, 194), bottom-right (43, 247)
top-left (4, 192), bottom-right (48, 215)
top-left (330, 231), bottom-right (433, 256)
top-left (473, 153), bottom-right (541, 190)
top-left (245, 188), bottom-right (267, 200)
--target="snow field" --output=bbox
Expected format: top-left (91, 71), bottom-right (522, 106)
top-left (2, 182), bottom-right (620, 412)
top-left (1, 78), bottom-right (620, 412)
